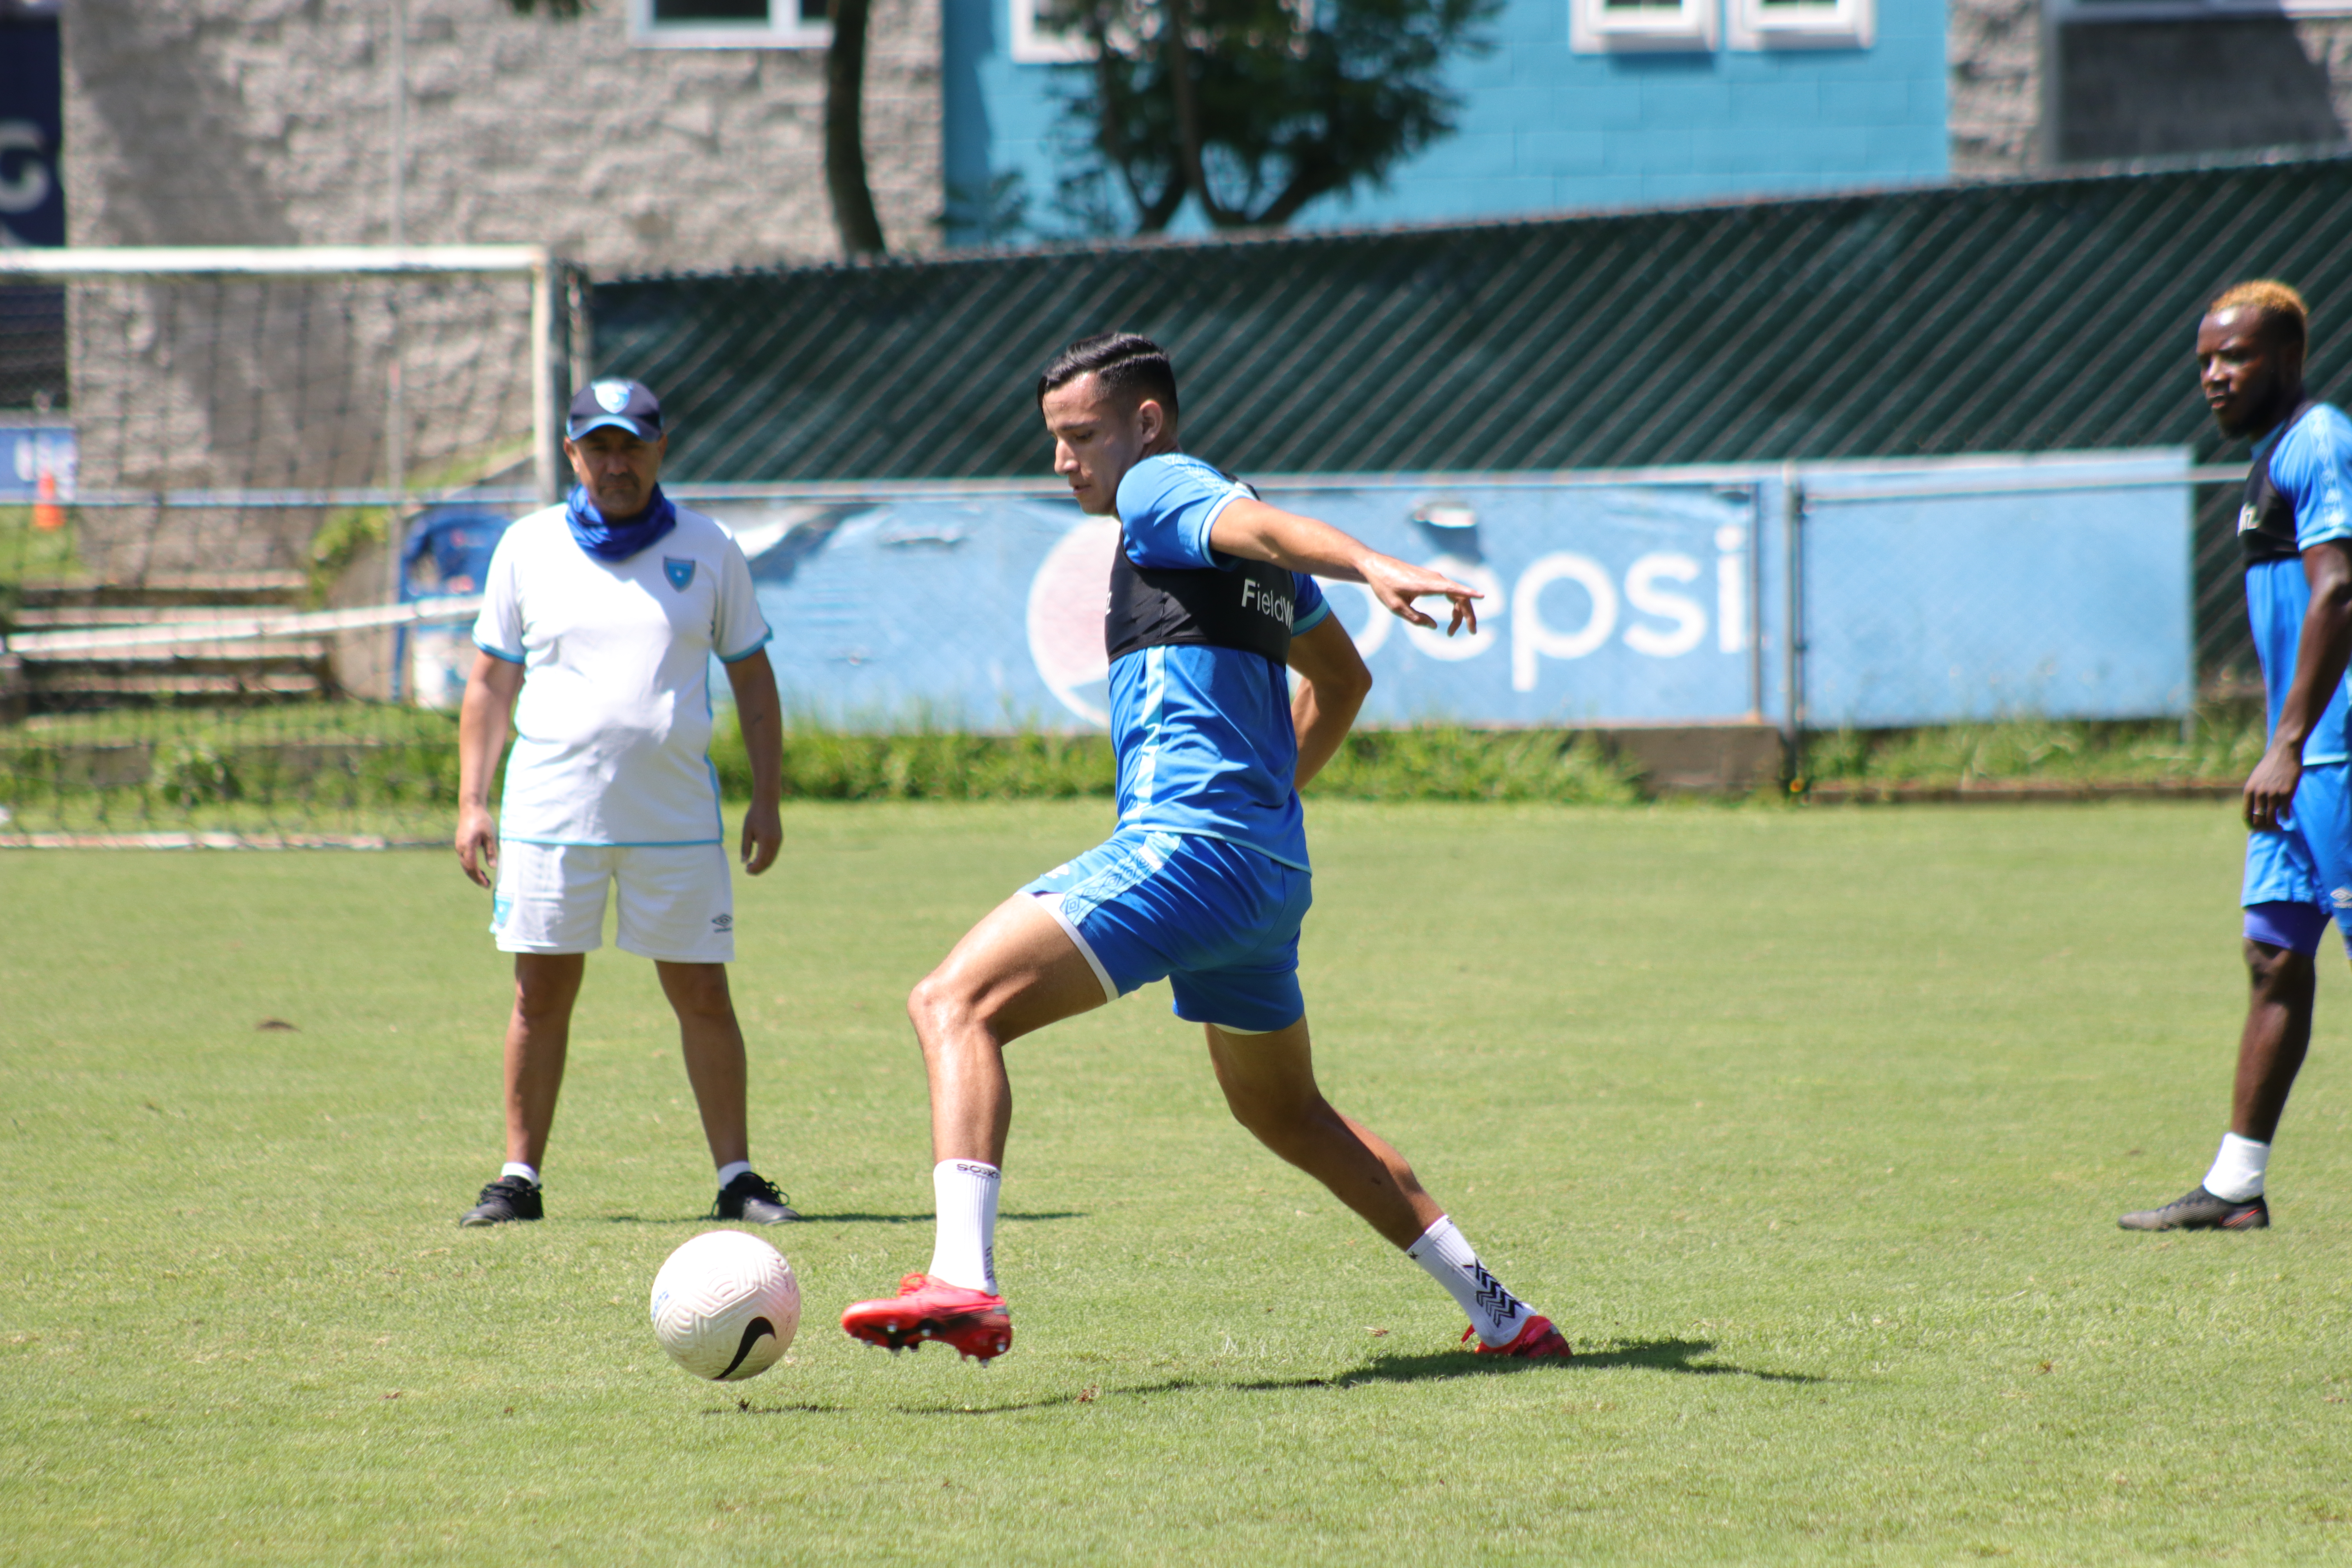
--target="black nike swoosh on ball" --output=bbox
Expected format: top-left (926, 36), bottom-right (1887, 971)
top-left (715, 1316), bottom-right (775, 1379)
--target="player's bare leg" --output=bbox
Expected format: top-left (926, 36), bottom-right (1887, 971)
top-left (909, 894), bottom-right (1111, 1163)
top-left (1204, 1019), bottom-right (1441, 1246)
top-left (503, 953), bottom-right (586, 1171)
top-left (842, 895), bottom-right (1107, 1360)
top-left (657, 959), bottom-right (799, 1223)
top-left (459, 953), bottom-right (583, 1225)
top-left (2230, 939), bottom-right (2314, 1142)
top-left (656, 961), bottom-right (751, 1169)
top-left (1207, 1018), bottom-right (1570, 1357)
top-left (2121, 936), bottom-right (2310, 1232)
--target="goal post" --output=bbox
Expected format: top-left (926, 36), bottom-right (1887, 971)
top-left (0, 244), bottom-right (586, 842)
top-left (0, 241), bottom-right (580, 549)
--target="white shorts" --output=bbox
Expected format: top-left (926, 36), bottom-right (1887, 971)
top-left (490, 842), bottom-right (735, 963)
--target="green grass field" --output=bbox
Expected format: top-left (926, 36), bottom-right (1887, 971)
top-left (4, 802), bottom-right (2349, 1564)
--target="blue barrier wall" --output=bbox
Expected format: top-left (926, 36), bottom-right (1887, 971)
top-left (697, 450), bottom-right (2191, 732)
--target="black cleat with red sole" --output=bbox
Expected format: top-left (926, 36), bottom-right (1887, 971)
top-left (2118, 1186), bottom-right (2269, 1231)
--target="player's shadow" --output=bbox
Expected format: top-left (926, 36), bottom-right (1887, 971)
top-left (793, 1210), bottom-right (1087, 1226)
top-left (1230, 1337), bottom-right (1823, 1390)
top-left (887, 1338), bottom-right (1821, 1416)
top-left (592, 1210), bottom-right (1086, 1225)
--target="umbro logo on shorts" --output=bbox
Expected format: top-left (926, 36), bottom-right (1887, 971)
top-left (712, 913), bottom-right (733, 931)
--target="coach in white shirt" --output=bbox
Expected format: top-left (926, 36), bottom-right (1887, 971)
top-left (451, 377), bottom-right (797, 1228)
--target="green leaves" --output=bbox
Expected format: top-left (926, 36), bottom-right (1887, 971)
top-left (1046, 0), bottom-right (1501, 233)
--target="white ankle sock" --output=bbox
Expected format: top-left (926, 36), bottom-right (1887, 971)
top-left (1406, 1215), bottom-right (1531, 1347)
top-left (2204, 1132), bottom-right (2270, 1202)
top-left (500, 1161), bottom-right (539, 1187)
top-left (715, 1160), bottom-right (753, 1189)
top-left (928, 1160), bottom-right (1001, 1293)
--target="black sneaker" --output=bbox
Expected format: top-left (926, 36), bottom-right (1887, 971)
top-left (713, 1171), bottom-right (800, 1225)
top-left (2118, 1185), bottom-right (2269, 1231)
top-left (459, 1175), bottom-right (543, 1227)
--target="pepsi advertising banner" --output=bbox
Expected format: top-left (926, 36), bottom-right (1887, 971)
top-left (695, 451), bottom-right (2191, 733)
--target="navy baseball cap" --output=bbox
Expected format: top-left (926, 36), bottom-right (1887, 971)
top-left (566, 378), bottom-right (665, 442)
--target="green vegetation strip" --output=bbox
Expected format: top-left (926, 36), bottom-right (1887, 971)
top-left (0, 710), bottom-right (2271, 839)
top-left (2, 803), bottom-right (2346, 1564)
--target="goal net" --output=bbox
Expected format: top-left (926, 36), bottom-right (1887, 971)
top-left (0, 246), bottom-right (579, 844)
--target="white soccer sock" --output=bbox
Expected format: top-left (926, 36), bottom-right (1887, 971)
top-left (501, 1161), bottom-right (539, 1187)
top-left (1406, 1215), bottom-right (1531, 1347)
top-left (715, 1160), bottom-right (753, 1189)
top-left (927, 1159), bottom-right (1002, 1294)
top-left (2204, 1132), bottom-right (2270, 1202)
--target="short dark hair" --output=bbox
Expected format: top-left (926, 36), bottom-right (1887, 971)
top-left (1036, 332), bottom-right (1179, 419)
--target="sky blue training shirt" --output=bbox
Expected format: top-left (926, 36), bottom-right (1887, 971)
top-left (2245, 404), bottom-right (2352, 764)
top-left (1108, 453), bottom-right (1334, 871)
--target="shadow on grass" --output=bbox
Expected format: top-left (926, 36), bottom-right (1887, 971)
top-left (590, 1210), bottom-right (1086, 1226)
top-left (1236, 1337), bottom-right (1819, 1390)
top-left (704, 1399), bottom-right (848, 1416)
top-left (864, 1337), bottom-right (1822, 1417)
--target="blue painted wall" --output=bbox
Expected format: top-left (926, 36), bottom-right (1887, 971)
top-left (942, 0), bottom-right (1950, 246)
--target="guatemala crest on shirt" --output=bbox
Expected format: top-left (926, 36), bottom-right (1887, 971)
top-left (663, 556), bottom-right (695, 591)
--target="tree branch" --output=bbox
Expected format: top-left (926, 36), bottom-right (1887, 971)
top-left (825, 0), bottom-right (887, 255)
top-left (1161, 0), bottom-right (1241, 227)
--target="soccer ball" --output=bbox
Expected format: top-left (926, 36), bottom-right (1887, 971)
top-left (649, 1230), bottom-right (801, 1382)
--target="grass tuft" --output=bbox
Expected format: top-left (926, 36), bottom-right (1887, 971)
top-left (1800, 710), bottom-right (2267, 789)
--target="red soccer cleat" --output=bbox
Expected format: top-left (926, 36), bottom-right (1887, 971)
top-left (1463, 1314), bottom-right (1573, 1359)
top-left (840, 1272), bottom-right (1013, 1363)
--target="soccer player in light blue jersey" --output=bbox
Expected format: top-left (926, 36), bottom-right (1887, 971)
top-left (2123, 281), bottom-right (2352, 1231)
top-left (840, 334), bottom-right (1573, 1362)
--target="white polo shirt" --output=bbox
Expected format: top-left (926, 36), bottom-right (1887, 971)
top-left (472, 502), bottom-right (771, 848)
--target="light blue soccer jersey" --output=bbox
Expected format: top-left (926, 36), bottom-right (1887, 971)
top-left (2246, 404), bottom-right (2352, 764)
top-left (1107, 454), bottom-right (1332, 871)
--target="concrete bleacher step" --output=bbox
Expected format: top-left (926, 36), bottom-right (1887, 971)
top-left (16, 572), bottom-right (309, 609)
top-left (6, 573), bottom-right (330, 709)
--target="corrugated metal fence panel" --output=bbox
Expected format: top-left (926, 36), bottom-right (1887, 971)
top-left (592, 155), bottom-right (2352, 483)
top-left (592, 154), bottom-right (2352, 685)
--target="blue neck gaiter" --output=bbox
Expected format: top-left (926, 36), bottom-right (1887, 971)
top-left (565, 483), bottom-right (677, 561)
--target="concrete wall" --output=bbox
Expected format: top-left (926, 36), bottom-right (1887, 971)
top-left (1948, 0), bottom-right (2039, 176)
top-left (2058, 19), bottom-right (2352, 163)
top-left (56, 0), bottom-right (945, 579)
top-left (945, 0), bottom-right (1951, 245)
top-left (62, 0), bottom-right (942, 269)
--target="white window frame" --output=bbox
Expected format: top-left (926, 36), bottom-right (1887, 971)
top-left (2050, 0), bottom-right (2352, 16)
top-left (1570, 0), bottom-right (1719, 54)
top-left (1725, 0), bottom-right (1871, 49)
top-left (1010, 0), bottom-right (1093, 63)
top-left (627, 0), bottom-right (830, 50)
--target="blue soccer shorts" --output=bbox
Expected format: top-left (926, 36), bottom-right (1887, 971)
top-left (2241, 760), bottom-right (2352, 959)
top-left (1020, 828), bottom-right (1312, 1034)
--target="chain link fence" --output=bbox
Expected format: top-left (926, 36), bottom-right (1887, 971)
top-left (0, 252), bottom-right (569, 843)
top-left (9, 147), bottom-right (2343, 838)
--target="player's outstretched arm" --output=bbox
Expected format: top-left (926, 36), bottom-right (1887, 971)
top-left (1287, 616), bottom-right (1372, 789)
top-left (1210, 497), bottom-right (1481, 635)
top-left (722, 648), bottom-right (786, 876)
top-left (2249, 538), bottom-right (2352, 831)
top-left (456, 652), bottom-right (524, 888)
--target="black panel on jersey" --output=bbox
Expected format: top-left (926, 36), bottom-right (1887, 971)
top-left (1105, 550), bottom-right (1297, 666)
top-left (2240, 401), bottom-right (2318, 569)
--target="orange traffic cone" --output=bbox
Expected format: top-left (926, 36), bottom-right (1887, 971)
top-left (31, 466), bottom-right (63, 532)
